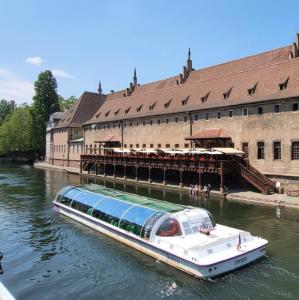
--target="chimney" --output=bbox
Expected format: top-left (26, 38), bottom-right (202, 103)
top-left (183, 66), bottom-right (188, 79)
top-left (133, 68), bottom-right (137, 87)
top-left (187, 48), bottom-right (193, 72)
top-left (98, 81), bottom-right (102, 94)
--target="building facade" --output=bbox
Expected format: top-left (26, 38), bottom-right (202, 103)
top-left (46, 34), bottom-right (299, 190)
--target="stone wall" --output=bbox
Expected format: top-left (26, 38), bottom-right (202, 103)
top-left (83, 98), bottom-right (299, 177)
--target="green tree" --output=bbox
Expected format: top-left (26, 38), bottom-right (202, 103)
top-left (0, 107), bottom-right (33, 155)
top-left (31, 70), bottom-right (60, 155)
top-left (0, 99), bottom-right (16, 125)
top-left (58, 95), bottom-right (77, 111)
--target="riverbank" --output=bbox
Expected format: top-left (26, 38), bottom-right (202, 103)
top-left (34, 162), bottom-right (299, 210)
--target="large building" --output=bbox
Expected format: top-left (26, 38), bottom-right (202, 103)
top-left (46, 33), bottom-right (299, 191)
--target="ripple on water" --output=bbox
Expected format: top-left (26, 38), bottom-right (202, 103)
top-left (1, 165), bottom-right (299, 300)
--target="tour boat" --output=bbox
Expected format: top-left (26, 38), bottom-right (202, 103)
top-left (53, 184), bottom-right (268, 278)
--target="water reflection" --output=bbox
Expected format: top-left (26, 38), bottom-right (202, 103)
top-left (0, 164), bottom-right (299, 300)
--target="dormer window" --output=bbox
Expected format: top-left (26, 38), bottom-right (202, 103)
top-left (248, 83), bottom-right (258, 95)
top-left (105, 111), bottom-right (110, 117)
top-left (149, 102), bottom-right (156, 111)
top-left (279, 77), bottom-right (289, 91)
top-left (96, 112), bottom-right (101, 118)
top-left (125, 107), bottom-right (131, 114)
top-left (223, 87), bottom-right (232, 99)
top-left (181, 95), bottom-right (189, 106)
top-left (164, 99), bottom-right (172, 108)
top-left (136, 104), bottom-right (143, 112)
top-left (114, 109), bottom-right (120, 116)
top-left (201, 92), bottom-right (210, 103)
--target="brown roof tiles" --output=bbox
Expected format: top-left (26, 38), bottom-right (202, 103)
top-left (83, 44), bottom-right (299, 125)
top-left (55, 92), bottom-right (106, 128)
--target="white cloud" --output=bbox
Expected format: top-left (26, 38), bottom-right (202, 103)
top-left (0, 68), bottom-right (12, 76)
top-left (0, 68), bottom-right (34, 103)
top-left (25, 56), bottom-right (43, 66)
top-left (52, 69), bottom-right (76, 79)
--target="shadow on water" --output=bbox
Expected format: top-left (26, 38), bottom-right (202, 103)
top-left (0, 164), bottom-right (299, 299)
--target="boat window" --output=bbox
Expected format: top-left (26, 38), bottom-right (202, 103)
top-left (93, 198), bottom-right (131, 219)
top-left (156, 218), bottom-right (182, 237)
top-left (141, 211), bottom-right (167, 239)
top-left (64, 188), bottom-right (82, 201)
top-left (92, 198), bottom-right (132, 227)
top-left (71, 200), bottom-right (92, 214)
top-left (76, 191), bottom-right (105, 208)
top-left (120, 206), bottom-right (156, 227)
top-left (58, 186), bottom-right (73, 198)
top-left (207, 212), bottom-right (216, 227)
top-left (119, 206), bottom-right (156, 236)
top-left (60, 188), bottom-right (81, 206)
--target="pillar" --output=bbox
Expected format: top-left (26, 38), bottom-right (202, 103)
top-left (163, 168), bottom-right (166, 185)
top-left (148, 167), bottom-right (152, 183)
top-left (113, 165), bottom-right (116, 178)
top-left (179, 170), bottom-right (183, 188)
top-left (135, 167), bottom-right (138, 181)
top-left (80, 161), bottom-right (82, 174)
top-left (220, 161), bottom-right (224, 193)
top-left (124, 166), bottom-right (127, 179)
top-left (103, 164), bottom-right (106, 177)
top-left (198, 171), bottom-right (202, 190)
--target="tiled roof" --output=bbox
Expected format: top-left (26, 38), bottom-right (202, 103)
top-left (85, 44), bottom-right (299, 125)
top-left (94, 134), bottom-right (119, 143)
top-left (55, 92), bottom-right (106, 128)
top-left (185, 128), bottom-right (230, 140)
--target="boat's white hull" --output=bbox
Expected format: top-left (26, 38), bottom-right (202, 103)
top-left (54, 203), bottom-right (267, 278)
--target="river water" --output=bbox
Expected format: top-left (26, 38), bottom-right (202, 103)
top-left (0, 164), bottom-right (298, 300)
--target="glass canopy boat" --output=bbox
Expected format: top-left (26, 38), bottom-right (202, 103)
top-left (53, 184), bottom-right (268, 278)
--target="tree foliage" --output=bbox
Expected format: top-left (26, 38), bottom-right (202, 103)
top-left (0, 99), bottom-right (16, 125)
top-left (0, 106), bottom-right (33, 155)
top-left (31, 70), bottom-right (60, 155)
top-left (58, 95), bottom-right (77, 111)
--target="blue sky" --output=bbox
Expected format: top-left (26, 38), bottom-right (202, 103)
top-left (0, 0), bottom-right (299, 104)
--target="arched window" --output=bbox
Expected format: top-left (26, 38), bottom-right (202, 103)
top-left (156, 218), bottom-right (182, 237)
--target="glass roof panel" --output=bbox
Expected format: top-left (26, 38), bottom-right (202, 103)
top-left (121, 205), bottom-right (156, 226)
top-left (83, 185), bottom-right (188, 213)
top-left (64, 188), bottom-right (82, 199)
top-left (75, 191), bottom-right (105, 207)
top-left (94, 197), bottom-right (132, 218)
top-left (58, 186), bottom-right (73, 196)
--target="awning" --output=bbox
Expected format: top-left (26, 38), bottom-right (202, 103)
top-left (182, 148), bottom-right (208, 154)
top-left (212, 147), bottom-right (244, 155)
top-left (69, 137), bottom-right (83, 143)
top-left (95, 134), bottom-right (119, 143)
top-left (161, 149), bottom-right (186, 155)
top-left (133, 149), bottom-right (157, 154)
top-left (185, 128), bottom-right (231, 140)
top-left (201, 150), bottom-right (223, 155)
top-left (113, 148), bottom-right (131, 153)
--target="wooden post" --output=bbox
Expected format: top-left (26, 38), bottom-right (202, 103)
top-left (148, 167), bottom-right (152, 183)
top-left (220, 161), bottom-right (224, 193)
top-left (95, 164), bottom-right (98, 175)
top-left (80, 161), bottom-right (82, 174)
top-left (124, 166), bottom-right (127, 179)
top-left (163, 168), bottom-right (166, 185)
top-left (179, 170), bottom-right (183, 188)
top-left (198, 171), bottom-right (202, 190)
top-left (103, 164), bottom-right (106, 177)
top-left (113, 165), bottom-right (116, 178)
top-left (135, 167), bottom-right (138, 181)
